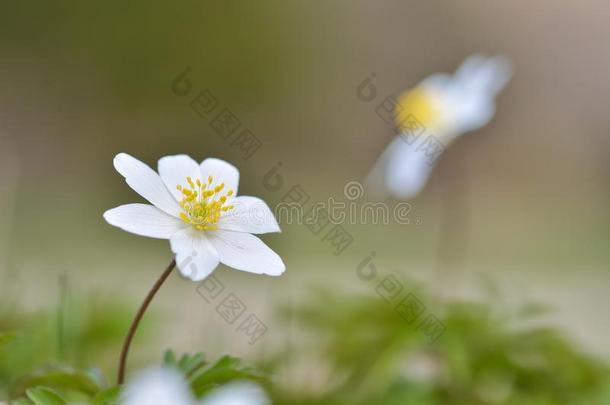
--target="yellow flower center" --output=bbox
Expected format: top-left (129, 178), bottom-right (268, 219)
top-left (176, 176), bottom-right (234, 231)
top-left (394, 87), bottom-right (441, 131)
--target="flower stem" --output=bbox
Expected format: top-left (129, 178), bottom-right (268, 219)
top-left (434, 158), bottom-right (469, 298)
top-left (117, 259), bottom-right (176, 385)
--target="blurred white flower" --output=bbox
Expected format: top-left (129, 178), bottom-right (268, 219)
top-left (201, 381), bottom-right (270, 405)
top-left (366, 54), bottom-right (512, 199)
top-left (104, 153), bottom-right (285, 281)
top-left (121, 367), bottom-right (270, 405)
top-left (122, 368), bottom-right (196, 405)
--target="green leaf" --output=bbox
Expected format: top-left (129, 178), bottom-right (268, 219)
top-left (26, 386), bottom-right (67, 405)
top-left (12, 368), bottom-right (101, 398)
top-left (163, 350), bottom-right (207, 378)
top-left (163, 349), bottom-right (178, 366)
top-left (179, 353), bottom-right (207, 378)
top-left (93, 386), bottom-right (121, 405)
top-left (191, 355), bottom-right (263, 397)
top-left (164, 352), bottom-right (264, 399)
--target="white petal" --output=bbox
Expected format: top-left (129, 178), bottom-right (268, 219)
top-left (199, 158), bottom-right (239, 198)
top-left (384, 136), bottom-right (440, 199)
top-left (123, 367), bottom-right (195, 405)
top-left (217, 196), bottom-right (280, 234)
top-left (451, 95), bottom-right (495, 133)
top-left (103, 204), bottom-right (185, 239)
top-left (455, 54), bottom-right (488, 80)
top-left (158, 154), bottom-right (202, 201)
top-left (201, 381), bottom-right (270, 405)
top-left (113, 153), bottom-right (182, 217)
top-left (444, 55), bottom-right (511, 133)
top-left (170, 228), bottom-right (220, 282)
top-left (455, 54), bottom-right (512, 97)
top-left (208, 230), bottom-right (285, 276)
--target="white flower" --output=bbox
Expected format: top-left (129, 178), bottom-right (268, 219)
top-left (122, 368), bottom-right (196, 405)
top-left (366, 54), bottom-right (512, 199)
top-left (121, 367), bottom-right (269, 405)
top-left (201, 381), bottom-right (270, 405)
top-left (104, 153), bottom-right (285, 281)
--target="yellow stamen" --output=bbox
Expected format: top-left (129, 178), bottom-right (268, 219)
top-left (394, 87), bottom-right (440, 131)
top-left (175, 175), bottom-right (234, 231)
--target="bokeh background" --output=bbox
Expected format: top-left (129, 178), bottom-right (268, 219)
top-left (1, 0), bottom-right (609, 391)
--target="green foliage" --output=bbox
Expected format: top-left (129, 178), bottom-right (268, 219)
top-left (270, 285), bottom-right (610, 404)
top-left (8, 366), bottom-right (119, 404)
top-left (0, 292), bottom-right (135, 401)
top-left (11, 367), bottom-right (101, 398)
top-left (92, 387), bottom-right (121, 405)
top-left (24, 386), bottom-right (67, 405)
top-left (163, 350), bottom-right (267, 398)
top-left (163, 350), bottom-right (207, 378)
top-left (6, 349), bottom-right (267, 404)
top-left (0, 311), bottom-right (57, 395)
top-left (0, 331), bottom-right (16, 347)
top-left (3, 272), bottom-right (610, 404)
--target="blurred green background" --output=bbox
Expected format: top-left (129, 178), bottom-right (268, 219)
top-left (1, 0), bottom-right (609, 400)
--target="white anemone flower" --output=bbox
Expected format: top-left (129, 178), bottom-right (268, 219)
top-left (200, 381), bottom-right (270, 405)
top-left (104, 153), bottom-right (285, 281)
top-left (121, 367), bottom-right (270, 405)
top-left (366, 54), bottom-right (512, 199)
top-left (122, 368), bottom-right (196, 405)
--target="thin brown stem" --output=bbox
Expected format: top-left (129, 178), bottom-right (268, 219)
top-left (117, 259), bottom-right (176, 385)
